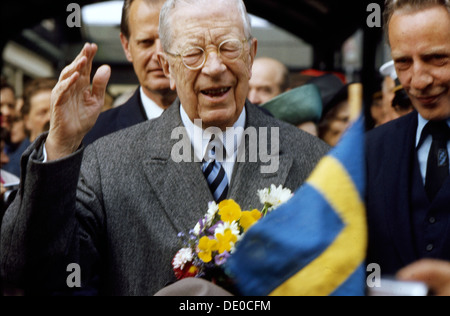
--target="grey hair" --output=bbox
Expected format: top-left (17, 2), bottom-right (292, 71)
top-left (159, 0), bottom-right (252, 52)
top-left (384, 0), bottom-right (450, 42)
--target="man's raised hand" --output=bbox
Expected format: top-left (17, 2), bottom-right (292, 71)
top-left (46, 43), bottom-right (111, 161)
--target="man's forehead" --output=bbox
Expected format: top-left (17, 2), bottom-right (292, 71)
top-left (389, 5), bottom-right (450, 31)
top-left (175, 0), bottom-right (234, 9)
top-left (170, 8), bottom-right (244, 43)
top-left (129, 1), bottom-right (161, 26)
top-left (171, 1), bottom-right (240, 23)
top-left (133, 25), bottom-right (159, 40)
top-left (1, 87), bottom-right (14, 94)
top-left (389, 8), bottom-right (450, 44)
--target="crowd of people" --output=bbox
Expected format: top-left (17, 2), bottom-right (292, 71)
top-left (0, 0), bottom-right (449, 296)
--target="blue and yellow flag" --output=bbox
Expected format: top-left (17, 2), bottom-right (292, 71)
top-left (226, 84), bottom-right (367, 296)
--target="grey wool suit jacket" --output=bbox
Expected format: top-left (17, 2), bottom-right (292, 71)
top-left (1, 100), bottom-right (329, 295)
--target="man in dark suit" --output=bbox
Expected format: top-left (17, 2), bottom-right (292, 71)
top-left (83, 0), bottom-right (176, 146)
top-left (0, 0), bottom-right (329, 295)
top-left (366, 0), bottom-right (450, 277)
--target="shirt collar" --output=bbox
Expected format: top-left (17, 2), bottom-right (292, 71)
top-left (139, 87), bottom-right (165, 120)
top-left (180, 104), bottom-right (246, 162)
top-left (416, 113), bottom-right (450, 148)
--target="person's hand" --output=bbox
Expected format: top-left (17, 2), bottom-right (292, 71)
top-left (46, 43), bottom-right (111, 161)
top-left (1, 183), bottom-right (6, 199)
top-left (397, 259), bottom-right (450, 296)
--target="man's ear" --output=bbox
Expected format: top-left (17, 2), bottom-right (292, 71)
top-left (157, 52), bottom-right (177, 91)
top-left (248, 38), bottom-right (258, 79)
top-left (23, 114), bottom-right (32, 132)
top-left (119, 33), bottom-right (133, 63)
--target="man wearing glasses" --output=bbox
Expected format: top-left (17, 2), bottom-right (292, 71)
top-left (1, 0), bottom-right (329, 295)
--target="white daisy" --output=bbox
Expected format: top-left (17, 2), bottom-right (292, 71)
top-left (258, 184), bottom-right (293, 211)
top-left (205, 201), bottom-right (219, 226)
top-left (172, 248), bottom-right (194, 270)
top-left (214, 221), bottom-right (241, 240)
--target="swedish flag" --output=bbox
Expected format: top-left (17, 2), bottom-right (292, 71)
top-left (226, 85), bottom-right (367, 296)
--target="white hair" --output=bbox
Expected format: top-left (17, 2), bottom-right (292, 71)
top-left (159, 0), bottom-right (252, 52)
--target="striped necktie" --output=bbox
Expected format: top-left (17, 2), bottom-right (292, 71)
top-left (202, 138), bottom-right (229, 203)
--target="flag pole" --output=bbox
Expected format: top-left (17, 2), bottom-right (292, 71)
top-left (348, 83), bottom-right (363, 123)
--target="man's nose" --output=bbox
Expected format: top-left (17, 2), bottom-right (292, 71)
top-left (155, 38), bottom-right (163, 53)
top-left (153, 39), bottom-right (163, 61)
top-left (248, 89), bottom-right (261, 105)
top-left (410, 62), bottom-right (433, 91)
top-left (1, 106), bottom-right (12, 116)
top-left (201, 50), bottom-right (226, 77)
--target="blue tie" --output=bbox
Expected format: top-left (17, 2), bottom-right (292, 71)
top-left (424, 121), bottom-right (449, 201)
top-left (202, 140), bottom-right (229, 203)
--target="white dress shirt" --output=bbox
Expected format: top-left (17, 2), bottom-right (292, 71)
top-left (180, 105), bottom-right (246, 185)
top-left (140, 87), bottom-right (165, 120)
top-left (416, 114), bottom-right (450, 184)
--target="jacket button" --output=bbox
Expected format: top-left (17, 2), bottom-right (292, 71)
top-left (426, 244), bottom-right (434, 252)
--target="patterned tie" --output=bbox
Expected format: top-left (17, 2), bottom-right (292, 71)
top-left (424, 121), bottom-right (450, 201)
top-left (202, 138), bottom-right (229, 203)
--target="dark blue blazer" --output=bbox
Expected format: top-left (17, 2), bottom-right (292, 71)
top-left (365, 111), bottom-right (450, 276)
top-left (83, 89), bottom-right (147, 146)
top-left (3, 138), bottom-right (31, 177)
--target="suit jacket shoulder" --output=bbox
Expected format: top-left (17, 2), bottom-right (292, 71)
top-left (365, 111), bottom-right (418, 184)
top-left (366, 111), bottom-right (417, 152)
top-left (247, 101), bottom-right (329, 165)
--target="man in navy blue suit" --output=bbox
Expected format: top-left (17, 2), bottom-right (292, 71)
top-left (366, 0), bottom-right (450, 277)
top-left (83, 0), bottom-right (176, 145)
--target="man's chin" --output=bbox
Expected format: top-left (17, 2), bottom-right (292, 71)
top-left (201, 111), bottom-right (238, 130)
top-left (142, 82), bottom-right (172, 94)
top-left (415, 104), bottom-right (450, 121)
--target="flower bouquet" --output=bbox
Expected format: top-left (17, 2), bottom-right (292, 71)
top-left (172, 184), bottom-right (293, 292)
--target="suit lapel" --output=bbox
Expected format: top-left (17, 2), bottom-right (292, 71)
top-left (117, 89), bottom-right (147, 130)
top-left (230, 152), bottom-right (293, 210)
top-left (141, 100), bottom-right (213, 233)
top-left (143, 158), bottom-right (212, 233)
top-left (230, 102), bottom-right (293, 209)
top-left (381, 113), bottom-right (419, 265)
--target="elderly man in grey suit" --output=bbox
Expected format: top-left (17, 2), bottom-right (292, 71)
top-left (1, 0), bottom-right (329, 296)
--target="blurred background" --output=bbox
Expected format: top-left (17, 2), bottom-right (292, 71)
top-left (1, 0), bottom-right (389, 115)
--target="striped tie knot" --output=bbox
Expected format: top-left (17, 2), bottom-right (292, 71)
top-left (204, 134), bottom-right (227, 163)
top-left (203, 138), bottom-right (229, 203)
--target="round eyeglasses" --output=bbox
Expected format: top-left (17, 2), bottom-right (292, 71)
top-left (166, 38), bottom-right (250, 70)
